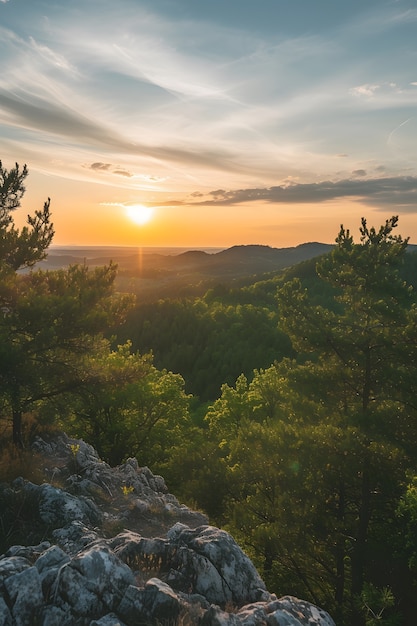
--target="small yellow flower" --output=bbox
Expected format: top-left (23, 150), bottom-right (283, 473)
top-left (122, 485), bottom-right (134, 496)
top-left (69, 443), bottom-right (80, 457)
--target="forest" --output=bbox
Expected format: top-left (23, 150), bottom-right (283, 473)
top-left (2, 161), bottom-right (417, 626)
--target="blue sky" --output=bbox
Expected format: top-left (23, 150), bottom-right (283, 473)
top-left (1, 0), bottom-right (417, 246)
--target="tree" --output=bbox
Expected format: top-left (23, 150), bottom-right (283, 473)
top-left (0, 161), bottom-right (133, 445)
top-left (278, 217), bottom-right (413, 425)
top-left (275, 216), bottom-right (417, 621)
top-left (0, 161), bottom-right (53, 272)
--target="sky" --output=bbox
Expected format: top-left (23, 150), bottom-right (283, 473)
top-left (1, 0), bottom-right (417, 248)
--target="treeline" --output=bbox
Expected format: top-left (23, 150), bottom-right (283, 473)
top-left (3, 160), bottom-right (417, 625)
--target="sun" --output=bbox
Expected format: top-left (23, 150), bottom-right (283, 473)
top-left (126, 204), bottom-right (154, 225)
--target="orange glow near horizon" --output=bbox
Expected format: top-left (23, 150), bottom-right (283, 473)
top-left (14, 172), bottom-right (417, 249)
top-left (30, 199), bottom-right (413, 249)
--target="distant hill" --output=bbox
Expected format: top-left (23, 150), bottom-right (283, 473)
top-left (37, 242), bottom-right (416, 303)
top-left (39, 242), bottom-right (335, 278)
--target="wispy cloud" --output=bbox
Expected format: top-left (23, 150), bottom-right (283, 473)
top-left (0, 88), bottom-right (241, 173)
top-left (183, 176), bottom-right (417, 211)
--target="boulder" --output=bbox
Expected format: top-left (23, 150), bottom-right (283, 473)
top-left (35, 545), bottom-right (71, 596)
top-left (166, 524), bottom-right (269, 605)
top-left (200, 597), bottom-right (337, 626)
top-left (52, 521), bottom-right (101, 556)
top-left (118, 578), bottom-right (182, 625)
top-left (4, 566), bottom-right (43, 626)
top-left (267, 596), bottom-right (336, 626)
top-left (0, 557), bottom-right (31, 591)
top-left (10, 478), bottom-right (102, 528)
top-left (32, 432), bottom-right (208, 530)
top-left (52, 544), bottom-right (136, 619)
top-left (111, 524), bottom-right (268, 607)
top-left (0, 595), bottom-right (12, 626)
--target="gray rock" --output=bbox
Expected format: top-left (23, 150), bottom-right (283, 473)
top-left (32, 432), bottom-right (209, 529)
top-left (89, 614), bottom-right (127, 626)
top-left (267, 596), bottom-right (336, 626)
top-left (8, 477), bottom-right (102, 529)
top-left (201, 606), bottom-right (241, 626)
top-left (35, 545), bottom-right (70, 574)
top-left (4, 566), bottom-right (43, 626)
top-left (4, 541), bottom-right (50, 560)
top-left (112, 524), bottom-right (269, 607)
top-left (37, 482), bottom-right (102, 527)
top-left (232, 603), bottom-right (271, 626)
top-left (200, 597), bottom-right (336, 626)
top-left (168, 524), bottom-right (269, 606)
top-left (38, 604), bottom-right (76, 626)
top-left (52, 544), bottom-right (136, 618)
top-left (35, 544), bottom-right (71, 596)
top-left (0, 556), bottom-right (31, 591)
top-left (118, 578), bottom-right (181, 625)
top-left (0, 596), bottom-right (12, 626)
top-left (72, 439), bottom-right (101, 471)
top-left (52, 521), bottom-right (101, 555)
top-left (110, 531), bottom-right (169, 572)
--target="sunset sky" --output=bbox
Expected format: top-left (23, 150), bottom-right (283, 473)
top-left (1, 0), bottom-right (417, 248)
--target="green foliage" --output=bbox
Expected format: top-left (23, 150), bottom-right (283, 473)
top-left (50, 343), bottom-right (191, 467)
top-left (359, 584), bottom-right (399, 626)
top-left (118, 287), bottom-right (293, 401)
top-left (397, 477), bottom-right (417, 572)
top-left (162, 427), bottom-right (231, 521)
top-left (0, 262), bottom-right (134, 444)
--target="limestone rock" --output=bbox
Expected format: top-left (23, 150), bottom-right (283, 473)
top-left (0, 596), bottom-right (12, 626)
top-left (0, 433), bottom-right (336, 625)
top-left (267, 596), bottom-right (336, 626)
top-left (32, 432), bottom-right (208, 531)
top-left (118, 578), bottom-right (182, 625)
top-left (10, 478), bottom-right (102, 528)
top-left (200, 597), bottom-right (337, 626)
top-left (167, 524), bottom-right (269, 605)
top-left (0, 557), bottom-right (31, 590)
top-left (111, 523), bottom-right (268, 607)
top-left (52, 544), bottom-right (136, 619)
top-left (52, 520), bottom-right (101, 555)
top-left (4, 566), bottom-right (43, 626)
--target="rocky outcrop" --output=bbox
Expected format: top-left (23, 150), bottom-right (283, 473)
top-left (0, 434), bottom-right (335, 625)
